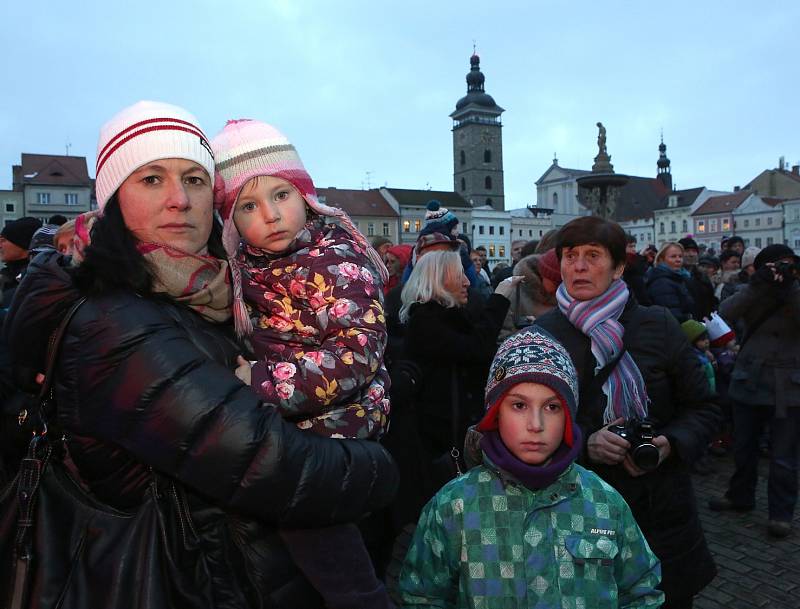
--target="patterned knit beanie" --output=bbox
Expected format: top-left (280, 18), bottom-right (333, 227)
top-left (477, 327), bottom-right (578, 447)
top-left (210, 119), bottom-right (388, 335)
top-left (28, 224), bottom-right (58, 253)
top-left (95, 101), bottom-right (215, 211)
top-left (420, 200), bottom-right (459, 237)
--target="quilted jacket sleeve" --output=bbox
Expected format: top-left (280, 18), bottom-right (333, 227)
top-left (398, 494), bottom-right (460, 609)
top-left (614, 497), bottom-right (665, 608)
top-left (55, 295), bottom-right (398, 528)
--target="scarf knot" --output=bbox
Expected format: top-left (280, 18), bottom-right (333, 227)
top-left (138, 242), bottom-right (232, 324)
top-left (556, 279), bottom-right (649, 423)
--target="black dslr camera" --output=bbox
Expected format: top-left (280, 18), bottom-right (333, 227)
top-left (774, 259), bottom-right (800, 281)
top-left (607, 418), bottom-right (660, 472)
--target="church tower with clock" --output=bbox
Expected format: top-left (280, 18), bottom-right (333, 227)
top-left (450, 52), bottom-right (505, 211)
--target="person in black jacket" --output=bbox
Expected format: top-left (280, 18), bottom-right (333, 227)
top-left (535, 216), bottom-right (719, 609)
top-left (646, 241), bottom-right (695, 322)
top-left (3, 101), bottom-right (397, 608)
top-left (399, 250), bottom-right (519, 501)
top-left (622, 233), bottom-right (652, 306)
top-left (679, 237), bottom-right (718, 321)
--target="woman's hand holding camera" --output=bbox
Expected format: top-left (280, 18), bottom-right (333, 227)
top-left (587, 417), bottom-right (629, 465)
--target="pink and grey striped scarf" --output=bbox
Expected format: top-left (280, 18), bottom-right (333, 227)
top-left (556, 279), bottom-right (649, 423)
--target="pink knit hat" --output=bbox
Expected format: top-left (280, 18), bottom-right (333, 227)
top-left (211, 119), bottom-right (388, 335)
top-left (95, 101), bottom-right (215, 211)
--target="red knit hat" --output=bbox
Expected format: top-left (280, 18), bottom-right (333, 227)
top-left (537, 248), bottom-right (562, 286)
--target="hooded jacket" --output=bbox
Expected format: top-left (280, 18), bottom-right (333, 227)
top-left (3, 251), bottom-right (398, 608)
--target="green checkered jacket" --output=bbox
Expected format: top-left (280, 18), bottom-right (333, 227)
top-left (399, 463), bottom-right (664, 608)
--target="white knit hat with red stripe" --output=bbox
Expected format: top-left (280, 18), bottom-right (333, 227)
top-left (95, 101), bottom-right (215, 210)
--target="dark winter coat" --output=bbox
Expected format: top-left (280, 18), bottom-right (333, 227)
top-left (403, 294), bottom-right (509, 458)
top-left (645, 265), bottom-right (695, 322)
top-left (623, 252), bottom-right (652, 306)
top-left (535, 300), bottom-right (719, 603)
top-left (4, 252), bottom-right (398, 609)
top-left (686, 267), bottom-right (718, 321)
top-left (719, 279), bottom-right (800, 417)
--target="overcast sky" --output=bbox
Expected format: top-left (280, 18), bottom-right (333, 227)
top-left (2, 1), bottom-right (798, 208)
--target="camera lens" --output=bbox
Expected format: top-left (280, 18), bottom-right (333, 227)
top-left (632, 444), bottom-right (660, 471)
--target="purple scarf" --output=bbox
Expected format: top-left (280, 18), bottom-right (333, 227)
top-left (556, 278), bottom-right (650, 423)
top-left (480, 428), bottom-right (582, 491)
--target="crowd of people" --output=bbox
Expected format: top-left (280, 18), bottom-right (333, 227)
top-left (0, 99), bottom-right (797, 609)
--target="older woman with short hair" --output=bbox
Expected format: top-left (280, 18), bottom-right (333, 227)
top-left (535, 216), bottom-right (719, 609)
top-left (3, 101), bottom-right (397, 608)
top-left (399, 251), bottom-right (518, 493)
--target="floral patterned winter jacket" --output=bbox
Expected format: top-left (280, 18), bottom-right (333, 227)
top-left (239, 219), bottom-right (390, 439)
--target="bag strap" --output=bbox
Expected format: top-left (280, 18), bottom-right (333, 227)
top-left (449, 366), bottom-right (463, 475)
top-left (9, 299), bottom-right (85, 609)
top-left (36, 298), bottom-right (87, 428)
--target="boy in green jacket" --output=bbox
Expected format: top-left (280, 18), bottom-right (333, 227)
top-left (399, 327), bottom-right (664, 608)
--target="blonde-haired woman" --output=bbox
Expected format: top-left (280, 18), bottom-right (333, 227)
top-left (400, 251), bottom-right (519, 498)
top-left (646, 241), bottom-right (695, 322)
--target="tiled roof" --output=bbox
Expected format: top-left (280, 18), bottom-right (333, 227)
top-left (317, 188), bottom-right (398, 217)
top-left (658, 187), bottom-right (705, 209)
top-left (691, 190), bottom-right (750, 216)
top-left (19, 154), bottom-right (91, 186)
top-left (384, 187), bottom-right (472, 209)
top-left (761, 197), bottom-right (787, 207)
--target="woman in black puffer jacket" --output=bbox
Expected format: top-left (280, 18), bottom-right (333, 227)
top-left (646, 241), bottom-right (695, 322)
top-left (3, 101), bottom-right (397, 608)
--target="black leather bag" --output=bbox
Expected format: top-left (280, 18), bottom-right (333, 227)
top-left (0, 299), bottom-right (214, 609)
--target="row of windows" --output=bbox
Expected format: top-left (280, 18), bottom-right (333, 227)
top-left (516, 228), bottom-right (545, 238)
top-left (354, 221), bottom-right (391, 237)
top-left (35, 192), bottom-right (80, 205)
top-left (659, 219), bottom-right (690, 235)
top-left (483, 244), bottom-right (506, 258)
top-left (459, 176), bottom-right (494, 191)
top-left (744, 237), bottom-right (774, 248)
top-left (459, 149), bottom-right (492, 165)
top-left (478, 224), bottom-right (505, 236)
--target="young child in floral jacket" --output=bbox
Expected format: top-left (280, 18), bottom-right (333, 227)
top-left (212, 119), bottom-right (392, 608)
top-left (399, 327), bottom-right (664, 609)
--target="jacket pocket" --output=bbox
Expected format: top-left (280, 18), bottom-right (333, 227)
top-left (558, 535), bottom-right (619, 607)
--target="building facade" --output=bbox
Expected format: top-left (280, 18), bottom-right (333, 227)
top-left (450, 53), bottom-right (505, 211)
top-left (534, 159), bottom-right (590, 226)
top-left (469, 205), bottom-right (512, 266)
top-left (317, 187), bottom-right (400, 245)
top-left (732, 194), bottom-right (784, 249)
top-left (12, 154), bottom-right (93, 223)
top-left (690, 191), bottom-right (750, 250)
top-left (783, 198), bottom-right (800, 253)
top-left (0, 190), bottom-right (24, 226)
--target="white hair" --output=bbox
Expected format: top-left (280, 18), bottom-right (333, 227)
top-left (399, 251), bottom-right (464, 324)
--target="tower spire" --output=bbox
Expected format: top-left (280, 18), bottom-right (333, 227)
top-left (657, 131), bottom-right (672, 190)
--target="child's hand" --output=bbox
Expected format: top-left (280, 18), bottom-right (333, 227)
top-left (234, 355), bottom-right (253, 385)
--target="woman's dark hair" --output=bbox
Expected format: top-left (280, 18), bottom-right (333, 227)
top-left (555, 216), bottom-right (627, 267)
top-left (719, 250), bottom-right (741, 265)
top-left (73, 195), bottom-right (225, 296)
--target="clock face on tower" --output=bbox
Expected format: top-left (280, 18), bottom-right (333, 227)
top-left (480, 129), bottom-right (493, 144)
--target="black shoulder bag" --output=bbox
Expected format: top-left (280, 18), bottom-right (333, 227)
top-left (0, 299), bottom-right (215, 609)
